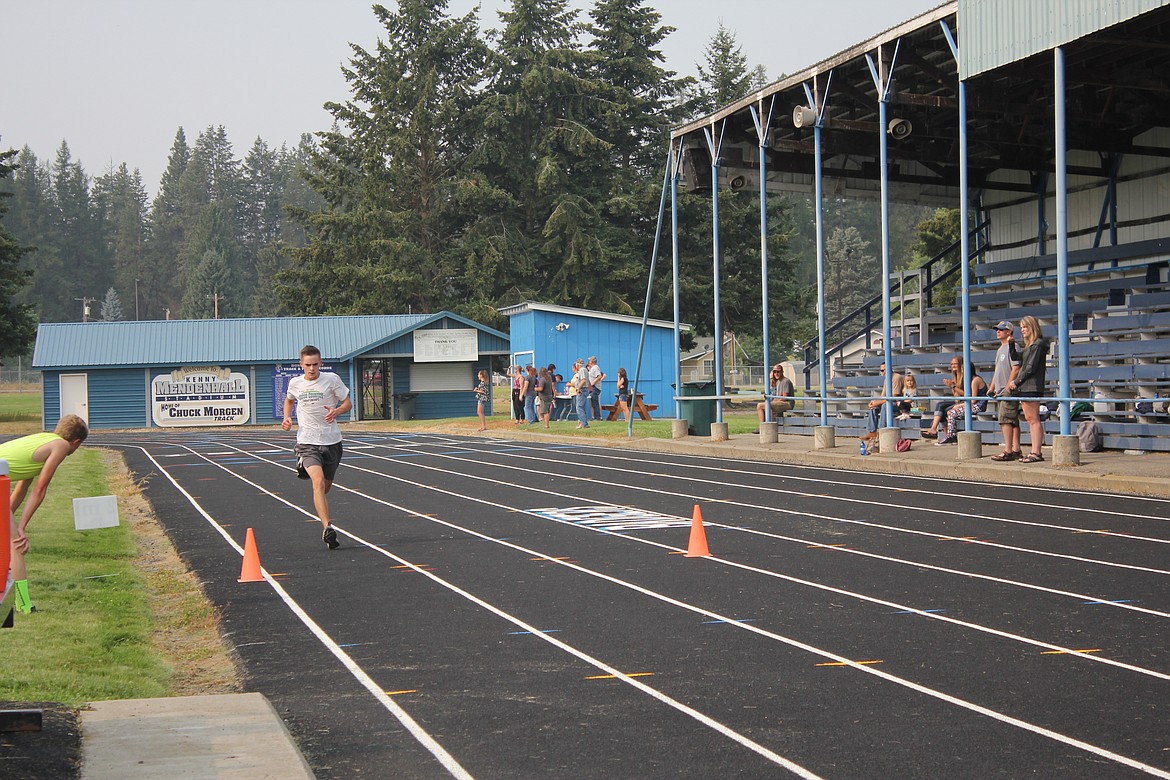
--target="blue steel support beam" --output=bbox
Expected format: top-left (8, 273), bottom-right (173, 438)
top-left (704, 122), bottom-right (727, 421)
top-left (1055, 47), bottom-right (1071, 434)
top-left (942, 20), bottom-right (972, 430)
top-left (670, 141), bottom-right (683, 420)
top-left (630, 147), bottom-right (674, 437)
top-left (750, 99), bottom-right (776, 420)
top-left (803, 76), bottom-right (833, 427)
top-left (867, 42), bottom-right (899, 428)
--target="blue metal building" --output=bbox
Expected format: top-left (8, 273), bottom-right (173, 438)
top-left (32, 312), bottom-right (509, 430)
top-left (499, 301), bottom-right (682, 415)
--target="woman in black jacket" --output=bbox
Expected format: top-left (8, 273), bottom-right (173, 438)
top-left (1007, 314), bottom-right (1049, 462)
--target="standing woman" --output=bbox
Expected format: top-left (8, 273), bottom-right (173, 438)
top-left (511, 365), bottom-right (524, 424)
top-left (474, 369), bottom-right (490, 431)
top-left (523, 365), bottom-right (538, 424)
top-left (1007, 315), bottom-right (1050, 463)
top-left (615, 367), bottom-right (630, 421)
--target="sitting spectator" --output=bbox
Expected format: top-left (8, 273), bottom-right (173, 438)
top-left (862, 362), bottom-right (904, 442)
top-left (757, 364), bottom-right (795, 423)
top-left (922, 356), bottom-right (963, 438)
top-left (936, 362), bottom-right (988, 445)
top-left (895, 371), bottom-right (918, 420)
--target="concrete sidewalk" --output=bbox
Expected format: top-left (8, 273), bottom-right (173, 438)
top-left (80, 693), bottom-right (314, 780)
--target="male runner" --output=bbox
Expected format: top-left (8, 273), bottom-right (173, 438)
top-left (282, 345), bottom-right (352, 549)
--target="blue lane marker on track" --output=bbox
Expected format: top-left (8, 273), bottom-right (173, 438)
top-left (702, 619), bottom-right (757, 624)
top-left (893, 609), bottom-right (947, 614)
top-left (1083, 599), bottom-right (1136, 605)
top-left (507, 630), bottom-right (562, 635)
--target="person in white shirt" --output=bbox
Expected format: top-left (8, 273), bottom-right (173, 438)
top-left (282, 345), bottom-right (352, 549)
top-left (586, 356), bottom-right (606, 421)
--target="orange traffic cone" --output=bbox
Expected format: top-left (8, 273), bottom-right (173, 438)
top-left (684, 504), bottom-right (711, 558)
top-left (238, 527), bottom-right (265, 583)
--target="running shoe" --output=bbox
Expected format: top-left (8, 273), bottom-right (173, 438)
top-left (323, 526), bottom-right (340, 549)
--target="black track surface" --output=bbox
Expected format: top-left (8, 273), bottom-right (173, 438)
top-left (100, 430), bottom-right (1170, 779)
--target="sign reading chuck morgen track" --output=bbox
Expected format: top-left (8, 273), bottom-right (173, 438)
top-left (151, 367), bottom-right (251, 427)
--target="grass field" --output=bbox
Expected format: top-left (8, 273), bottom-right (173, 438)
top-left (0, 390), bottom-right (40, 428)
top-left (1, 447), bottom-right (238, 706)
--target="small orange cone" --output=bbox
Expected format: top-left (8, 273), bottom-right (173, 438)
top-left (684, 504), bottom-right (711, 558)
top-left (238, 527), bottom-right (265, 583)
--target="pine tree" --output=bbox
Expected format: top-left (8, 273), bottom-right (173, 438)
top-left (279, 1), bottom-right (490, 316)
top-left (100, 286), bottom-right (124, 321)
top-left (93, 163), bottom-right (148, 319)
top-left (49, 142), bottom-right (109, 321)
top-left (824, 225), bottom-right (878, 324)
top-left (690, 23), bottom-right (769, 116)
top-left (461, 0), bottom-right (613, 318)
top-left (585, 0), bottom-right (693, 315)
top-left (145, 128), bottom-right (191, 318)
top-left (5, 147), bottom-right (61, 320)
top-left (0, 149), bottom-right (38, 357)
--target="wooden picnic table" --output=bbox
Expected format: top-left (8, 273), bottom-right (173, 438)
top-left (603, 392), bottom-right (658, 421)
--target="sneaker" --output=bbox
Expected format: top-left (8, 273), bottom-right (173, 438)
top-left (323, 526), bottom-right (339, 549)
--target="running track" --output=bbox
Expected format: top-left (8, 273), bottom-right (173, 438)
top-left (101, 429), bottom-right (1170, 779)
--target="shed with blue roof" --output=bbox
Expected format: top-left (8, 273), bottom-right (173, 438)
top-left (32, 312), bottom-right (509, 430)
top-left (499, 301), bottom-right (684, 416)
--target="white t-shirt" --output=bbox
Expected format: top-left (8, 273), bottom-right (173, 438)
top-left (286, 372), bottom-right (350, 445)
top-left (587, 364), bottom-right (602, 390)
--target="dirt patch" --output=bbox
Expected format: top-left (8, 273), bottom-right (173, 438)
top-left (104, 450), bottom-right (243, 696)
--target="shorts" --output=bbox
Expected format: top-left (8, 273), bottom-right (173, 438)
top-left (536, 396), bottom-right (550, 416)
top-left (295, 442), bottom-right (343, 481)
top-left (997, 398), bottom-right (1020, 425)
top-left (770, 399), bottom-right (793, 415)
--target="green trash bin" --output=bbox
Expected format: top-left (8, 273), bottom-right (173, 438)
top-left (679, 381), bottom-right (717, 436)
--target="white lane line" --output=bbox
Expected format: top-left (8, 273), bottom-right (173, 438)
top-left (206, 439), bottom-right (1170, 779)
top-left (556, 437), bottom-right (1170, 510)
top-left (447, 439), bottom-right (1170, 540)
top-left (123, 445), bottom-right (475, 780)
top-left (353, 438), bottom-right (1170, 578)
top-left (126, 442), bottom-right (821, 779)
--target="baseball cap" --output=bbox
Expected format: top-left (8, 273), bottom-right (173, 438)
top-left (995, 320), bottom-right (1013, 331)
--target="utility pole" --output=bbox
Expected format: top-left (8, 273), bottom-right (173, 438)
top-left (206, 289), bottom-right (225, 319)
top-left (74, 296), bottom-right (96, 322)
top-left (134, 278), bottom-right (140, 320)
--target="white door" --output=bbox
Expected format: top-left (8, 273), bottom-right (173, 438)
top-left (60, 373), bottom-right (90, 423)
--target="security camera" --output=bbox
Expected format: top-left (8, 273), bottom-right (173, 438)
top-left (887, 118), bottom-right (913, 140)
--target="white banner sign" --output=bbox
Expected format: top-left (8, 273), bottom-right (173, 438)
top-left (413, 329), bottom-right (479, 362)
top-left (151, 367), bottom-right (251, 427)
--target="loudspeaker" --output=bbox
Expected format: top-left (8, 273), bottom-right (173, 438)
top-left (887, 118), bottom-right (913, 140)
top-left (728, 175), bottom-right (747, 191)
top-left (793, 105), bottom-right (817, 128)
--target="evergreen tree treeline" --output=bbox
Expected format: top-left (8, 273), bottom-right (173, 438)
top-left (2, 0), bottom-right (934, 362)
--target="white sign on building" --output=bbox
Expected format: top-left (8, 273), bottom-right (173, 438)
top-left (151, 367), bottom-right (251, 427)
top-left (413, 329), bottom-right (479, 362)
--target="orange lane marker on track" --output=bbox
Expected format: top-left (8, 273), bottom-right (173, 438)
top-left (585, 672), bottom-right (654, 680)
top-left (1040, 648), bottom-right (1102, 655)
top-left (815, 660), bottom-right (883, 667)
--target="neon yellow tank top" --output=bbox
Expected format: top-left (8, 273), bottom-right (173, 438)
top-left (0, 432), bottom-right (62, 481)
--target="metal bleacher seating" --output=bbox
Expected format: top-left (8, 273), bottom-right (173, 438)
top-left (797, 247), bottom-right (1170, 451)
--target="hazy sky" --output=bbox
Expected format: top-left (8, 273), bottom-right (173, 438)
top-left (2, 1), bottom-right (938, 195)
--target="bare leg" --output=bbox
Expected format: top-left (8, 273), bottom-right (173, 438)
top-left (305, 464), bottom-right (332, 529)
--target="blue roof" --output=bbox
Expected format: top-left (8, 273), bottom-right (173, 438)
top-left (33, 312), bottom-right (509, 370)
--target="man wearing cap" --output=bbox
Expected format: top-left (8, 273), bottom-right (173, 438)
top-left (988, 320), bottom-right (1022, 461)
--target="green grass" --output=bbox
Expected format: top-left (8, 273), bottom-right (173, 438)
top-left (1, 448), bottom-right (175, 706)
top-left (0, 391), bottom-right (41, 425)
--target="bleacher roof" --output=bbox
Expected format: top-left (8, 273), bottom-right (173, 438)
top-left (33, 312), bottom-right (509, 370)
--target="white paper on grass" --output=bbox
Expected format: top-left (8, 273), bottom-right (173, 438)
top-left (73, 495), bottom-right (120, 530)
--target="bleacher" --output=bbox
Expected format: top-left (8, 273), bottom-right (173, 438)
top-left (792, 246), bottom-right (1170, 451)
